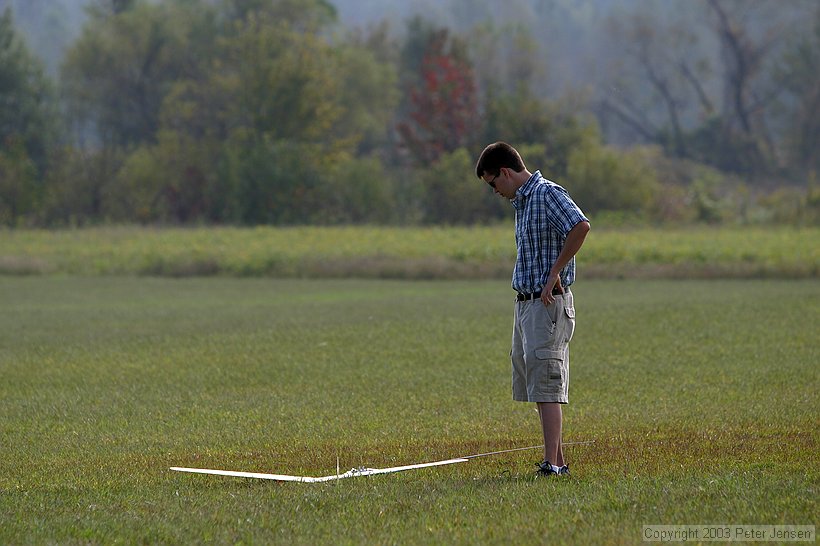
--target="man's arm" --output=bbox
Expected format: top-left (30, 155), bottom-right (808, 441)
top-left (541, 220), bottom-right (591, 306)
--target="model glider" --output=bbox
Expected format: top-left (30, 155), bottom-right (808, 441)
top-left (170, 441), bottom-right (594, 483)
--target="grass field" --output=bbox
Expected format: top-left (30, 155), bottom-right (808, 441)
top-left (1, 225), bottom-right (818, 279)
top-left (1, 277), bottom-right (817, 544)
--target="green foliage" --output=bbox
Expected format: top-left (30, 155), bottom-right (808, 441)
top-left (221, 139), bottom-right (329, 225)
top-left (220, 0), bottom-right (337, 31)
top-left (0, 8), bottom-right (58, 172)
top-left (808, 181), bottom-right (820, 219)
top-left (321, 155), bottom-right (397, 224)
top-left (565, 135), bottom-right (660, 216)
top-left (775, 7), bottom-right (820, 175)
top-left (55, 0), bottom-right (402, 225)
top-left (689, 168), bottom-right (733, 224)
top-left (481, 89), bottom-right (592, 181)
top-left (36, 151), bottom-right (82, 227)
top-left (0, 138), bottom-right (37, 226)
top-left (5, 0), bottom-right (819, 227)
top-left (332, 44), bottom-right (399, 155)
top-left (111, 131), bottom-right (225, 224)
top-left (224, 15), bottom-right (344, 143)
top-left (484, 92), bottom-right (558, 159)
top-left (0, 8), bottom-right (58, 226)
top-left (419, 148), bottom-right (507, 224)
top-left (39, 147), bottom-right (116, 226)
top-left (758, 186), bottom-right (820, 226)
top-left (684, 117), bottom-right (769, 176)
top-left (61, 1), bottom-right (198, 148)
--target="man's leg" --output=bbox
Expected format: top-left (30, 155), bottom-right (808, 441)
top-left (537, 402), bottom-right (564, 466)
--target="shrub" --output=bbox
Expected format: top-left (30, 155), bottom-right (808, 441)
top-left (420, 148), bottom-right (507, 224)
top-left (565, 140), bottom-right (660, 217)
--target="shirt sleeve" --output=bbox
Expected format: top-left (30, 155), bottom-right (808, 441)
top-left (542, 184), bottom-right (588, 236)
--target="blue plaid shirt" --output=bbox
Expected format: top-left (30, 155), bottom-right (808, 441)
top-left (511, 171), bottom-right (588, 294)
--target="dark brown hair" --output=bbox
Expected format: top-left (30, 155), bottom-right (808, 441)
top-left (475, 142), bottom-right (526, 178)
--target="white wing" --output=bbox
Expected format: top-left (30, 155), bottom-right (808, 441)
top-left (170, 467), bottom-right (324, 482)
top-left (170, 457), bottom-right (469, 483)
top-left (171, 441), bottom-right (594, 482)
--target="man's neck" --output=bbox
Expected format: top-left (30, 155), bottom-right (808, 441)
top-left (511, 169), bottom-right (533, 193)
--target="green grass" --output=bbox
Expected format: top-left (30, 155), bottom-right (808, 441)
top-left (1, 225), bottom-right (818, 278)
top-left (1, 277), bottom-right (817, 544)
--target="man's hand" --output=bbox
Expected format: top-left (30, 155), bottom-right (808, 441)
top-left (540, 220), bottom-right (590, 306)
top-left (540, 273), bottom-right (563, 306)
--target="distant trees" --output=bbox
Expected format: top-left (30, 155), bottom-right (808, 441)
top-left (1, 0), bottom-right (818, 227)
top-left (0, 8), bottom-right (58, 225)
top-left (776, 8), bottom-right (820, 176)
top-left (598, 0), bottom-right (818, 180)
top-left (55, 0), bottom-right (211, 225)
top-left (55, 0), bottom-right (399, 225)
top-left (397, 20), bottom-right (479, 165)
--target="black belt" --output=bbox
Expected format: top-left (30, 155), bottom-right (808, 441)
top-left (516, 286), bottom-right (569, 301)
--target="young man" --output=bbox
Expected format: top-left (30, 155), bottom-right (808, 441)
top-left (475, 142), bottom-right (590, 477)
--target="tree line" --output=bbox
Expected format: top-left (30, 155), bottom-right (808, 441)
top-left (1, 0), bottom-right (818, 227)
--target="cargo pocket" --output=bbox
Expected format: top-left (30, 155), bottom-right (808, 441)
top-left (535, 348), bottom-right (564, 381)
top-left (563, 305), bottom-right (576, 342)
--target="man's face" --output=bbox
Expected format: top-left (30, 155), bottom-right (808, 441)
top-left (483, 169), bottom-right (515, 200)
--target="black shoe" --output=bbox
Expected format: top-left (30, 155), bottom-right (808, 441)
top-left (535, 461), bottom-right (558, 476)
top-left (557, 465), bottom-right (570, 476)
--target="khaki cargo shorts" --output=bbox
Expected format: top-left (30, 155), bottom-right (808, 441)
top-left (511, 290), bottom-right (576, 403)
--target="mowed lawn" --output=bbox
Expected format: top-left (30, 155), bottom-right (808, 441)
top-left (0, 277), bottom-right (817, 544)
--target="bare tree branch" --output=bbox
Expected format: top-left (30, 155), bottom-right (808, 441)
top-left (599, 97), bottom-right (659, 142)
top-left (708, 0), bottom-right (755, 134)
top-left (678, 60), bottom-right (715, 115)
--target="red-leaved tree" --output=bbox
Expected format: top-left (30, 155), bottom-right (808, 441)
top-left (398, 31), bottom-right (479, 165)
